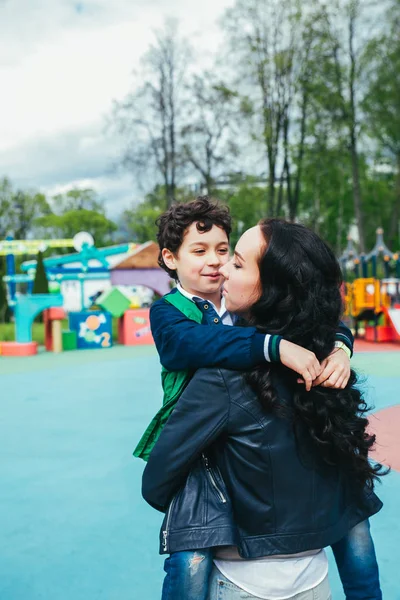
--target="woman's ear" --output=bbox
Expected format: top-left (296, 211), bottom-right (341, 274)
top-left (162, 248), bottom-right (177, 273)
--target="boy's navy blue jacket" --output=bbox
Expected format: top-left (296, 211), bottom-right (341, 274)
top-left (149, 288), bottom-right (354, 372)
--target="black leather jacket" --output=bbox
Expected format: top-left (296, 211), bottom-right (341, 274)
top-left (142, 367), bottom-right (382, 557)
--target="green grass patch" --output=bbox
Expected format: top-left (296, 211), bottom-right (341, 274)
top-left (0, 322), bottom-right (47, 344)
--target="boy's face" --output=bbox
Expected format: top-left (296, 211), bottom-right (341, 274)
top-left (162, 222), bottom-right (230, 301)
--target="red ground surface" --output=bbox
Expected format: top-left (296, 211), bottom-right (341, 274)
top-left (354, 339), bottom-right (400, 353)
top-left (368, 406), bottom-right (400, 472)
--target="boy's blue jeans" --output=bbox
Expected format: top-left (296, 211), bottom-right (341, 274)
top-left (161, 549), bottom-right (213, 600)
top-left (161, 520), bottom-right (381, 600)
top-left (331, 520), bottom-right (382, 600)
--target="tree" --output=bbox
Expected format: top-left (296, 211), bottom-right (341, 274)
top-left (121, 185), bottom-right (193, 243)
top-left (298, 144), bottom-right (355, 252)
top-left (0, 177), bottom-right (15, 239)
top-left (362, 0), bottom-right (400, 248)
top-left (281, 4), bottom-right (327, 222)
top-left (0, 178), bottom-right (50, 239)
top-left (181, 74), bottom-right (240, 195)
top-left (344, 0), bottom-right (366, 251)
top-left (12, 190), bottom-right (51, 239)
top-left (34, 188), bottom-right (118, 246)
top-left (222, 0), bottom-right (304, 216)
top-left (32, 251), bottom-right (49, 295)
top-left (111, 20), bottom-right (190, 209)
top-left (361, 169), bottom-right (397, 250)
top-left (217, 177), bottom-right (266, 246)
top-left (35, 210), bottom-right (118, 247)
top-left (304, 0), bottom-right (389, 251)
top-left (51, 188), bottom-right (103, 213)
top-left (0, 264), bottom-right (10, 323)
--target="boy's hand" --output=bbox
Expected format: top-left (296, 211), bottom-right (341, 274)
top-left (309, 347), bottom-right (351, 389)
top-left (280, 340), bottom-right (322, 392)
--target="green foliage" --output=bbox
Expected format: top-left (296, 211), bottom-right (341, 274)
top-left (217, 179), bottom-right (266, 246)
top-left (122, 185), bottom-right (194, 243)
top-left (32, 251), bottom-right (49, 295)
top-left (297, 145), bottom-right (353, 250)
top-left (52, 188), bottom-right (104, 213)
top-left (0, 322), bottom-right (46, 343)
top-left (124, 180), bottom-right (266, 248)
top-left (122, 204), bottom-right (161, 244)
top-left (0, 264), bottom-right (10, 323)
top-left (0, 178), bottom-right (16, 238)
top-left (0, 177), bottom-right (51, 239)
top-left (36, 209), bottom-right (117, 247)
top-left (362, 1), bottom-right (400, 249)
top-left (0, 182), bottom-right (117, 249)
top-left (182, 73), bottom-right (241, 193)
top-left (361, 171), bottom-right (398, 249)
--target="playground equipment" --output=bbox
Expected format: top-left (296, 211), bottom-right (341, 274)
top-left (341, 228), bottom-right (400, 279)
top-left (118, 309), bottom-right (153, 345)
top-left (344, 278), bottom-right (400, 341)
top-left (0, 294), bottom-right (64, 356)
top-left (341, 228), bottom-right (400, 343)
top-left (19, 233), bottom-right (137, 311)
top-left (0, 236), bottom-right (76, 307)
top-left (0, 233), bottom-right (167, 356)
top-left (0, 238), bottom-right (76, 255)
top-left (44, 308), bottom-right (67, 353)
top-left (96, 287), bottom-right (131, 317)
top-left (0, 234), bottom-right (86, 356)
top-left (69, 311), bottom-right (112, 350)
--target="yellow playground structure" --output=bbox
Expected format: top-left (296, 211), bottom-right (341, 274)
top-left (340, 228), bottom-right (400, 342)
top-left (344, 278), bottom-right (400, 342)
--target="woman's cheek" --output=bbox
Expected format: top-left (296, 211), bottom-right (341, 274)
top-left (240, 293), bottom-right (252, 312)
top-left (241, 284), bottom-right (261, 312)
top-left (251, 284), bottom-right (262, 305)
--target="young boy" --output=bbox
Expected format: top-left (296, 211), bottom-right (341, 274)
top-left (135, 197), bottom-right (379, 600)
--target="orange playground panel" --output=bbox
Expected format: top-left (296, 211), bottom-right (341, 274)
top-left (118, 309), bottom-right (154, 346)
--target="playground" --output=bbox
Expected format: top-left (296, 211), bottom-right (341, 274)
top-left (1, 228), bottom-right (400, 598)
top-left (0, 344), bottom-right (399, 600)
top-left (0, 233), bottom-right (170, 357)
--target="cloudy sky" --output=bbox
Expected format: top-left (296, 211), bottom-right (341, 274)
top-left (0, 0), bottom-right (234, 217)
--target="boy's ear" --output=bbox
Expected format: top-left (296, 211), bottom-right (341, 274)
top-left (162, 248), bottom-right (177, 273)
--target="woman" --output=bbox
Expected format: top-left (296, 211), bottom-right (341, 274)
top-left (143, 219), bottom-right (384, 600)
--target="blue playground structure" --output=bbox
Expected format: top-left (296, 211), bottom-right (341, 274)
top-left (14, 294), bottom-right (63, 343)
top-left (0, 233), bottom-right (136, 356)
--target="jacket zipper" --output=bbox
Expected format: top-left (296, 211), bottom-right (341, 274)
top-left (162, 495), bottom-right (177, 552)
top-left (202, 453), bottom-right (227, 503)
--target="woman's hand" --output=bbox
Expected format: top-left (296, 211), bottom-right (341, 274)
top-left (279, 340), bottom-right (322, 392)
top-left (309, 348), bottom-right (351, 389)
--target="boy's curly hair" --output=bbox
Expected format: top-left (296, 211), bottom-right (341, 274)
top-left (156, 196), bottom-right (232, 280)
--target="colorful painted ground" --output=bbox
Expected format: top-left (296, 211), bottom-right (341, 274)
top-left (0, 344), bottom-right (398, 599)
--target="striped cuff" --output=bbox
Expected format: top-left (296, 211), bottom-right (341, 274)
top-left (264, 334), bottom-right (283, 363)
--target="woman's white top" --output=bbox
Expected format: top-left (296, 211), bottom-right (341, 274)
top-left (214, 547), bottom-right (328, 600)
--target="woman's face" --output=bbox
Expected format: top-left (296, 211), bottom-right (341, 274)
top-left (220, 225), bottom-right (265, 315)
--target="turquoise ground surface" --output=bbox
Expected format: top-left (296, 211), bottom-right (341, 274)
top-left (0, 347), bottom-right (398, 599)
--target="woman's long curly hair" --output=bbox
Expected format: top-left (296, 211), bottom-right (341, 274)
top-left (245, 218), bottom-right (387, 491)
